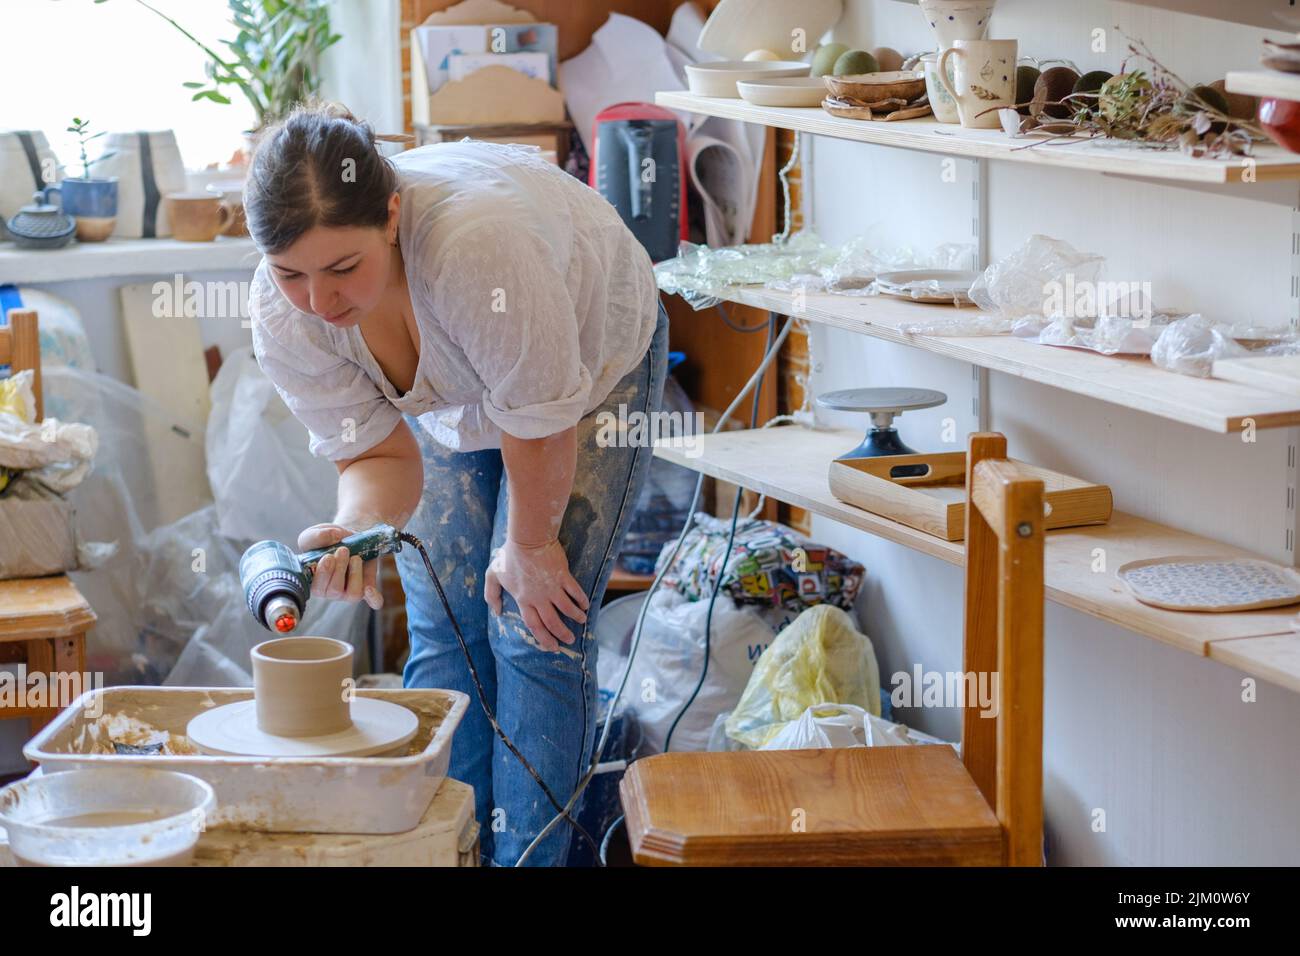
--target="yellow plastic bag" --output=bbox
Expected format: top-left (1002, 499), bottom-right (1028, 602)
top-left (0, 369), bottom-right (37, 424)
top-left (0, 369), bottom-right (37, 494)
top-left (724, 604), bottom-right (881, 749)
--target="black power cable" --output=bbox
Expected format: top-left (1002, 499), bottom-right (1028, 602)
top-left (397, 531), bottom-right (602, 864)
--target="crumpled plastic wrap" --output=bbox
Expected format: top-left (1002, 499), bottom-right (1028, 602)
top-left (1150, 314), bottom-right (1300, 377)
top-left (654, 232), bottom-right (974, 310)
top-left (971, 234), bottom-right (1106, 321)
top-left (0, 368), bottom-right (112, 578)
top-left (1012, 313), bottom-right (1180, 355)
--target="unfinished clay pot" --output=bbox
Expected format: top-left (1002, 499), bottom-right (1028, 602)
top-left (252, 636), bottom-right (353, 737)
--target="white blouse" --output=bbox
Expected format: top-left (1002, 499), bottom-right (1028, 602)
top-left (248, 140), bottom-right (658, 458)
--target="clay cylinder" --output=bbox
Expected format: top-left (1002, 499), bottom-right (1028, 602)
top-left (251, 637), bottom-right (353, 737)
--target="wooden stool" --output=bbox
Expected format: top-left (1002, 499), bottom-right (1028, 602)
top-left (619, 432), bottom-right (1045, 866)
top-left (0, 576), bottom-right (96, 738)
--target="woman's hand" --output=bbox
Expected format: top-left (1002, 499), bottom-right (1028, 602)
top-left (484, 538), bottom-right (590, 652)
top-left (298, 523), bottom-right (384, 610)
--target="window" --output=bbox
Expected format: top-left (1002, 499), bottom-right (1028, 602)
top-left (1, 0), bottom-right (258, 172)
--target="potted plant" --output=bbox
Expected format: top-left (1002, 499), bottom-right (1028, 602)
top-left (94, 0), bottom-right (342, 159)
top-left (42, 118), bottom-right (118, 243)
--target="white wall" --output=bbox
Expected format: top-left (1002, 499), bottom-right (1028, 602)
top-left (811, 0), bottom-right (1300, 864)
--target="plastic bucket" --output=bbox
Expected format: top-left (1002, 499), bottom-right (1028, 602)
top-left (0, 768), bottom-right (214, 866)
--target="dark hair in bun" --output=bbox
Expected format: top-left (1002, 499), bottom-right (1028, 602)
top-left (244, 99), bottom-right (398, 254)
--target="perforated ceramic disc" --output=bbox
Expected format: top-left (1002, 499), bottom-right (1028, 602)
top-left (187, 697), bottom-right (419, 758)
top-left (1118, 556), bottom-right (1300, 613)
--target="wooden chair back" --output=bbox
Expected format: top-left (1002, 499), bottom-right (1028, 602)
top-left (961, 432), bottom-right (1045, 866)
top-left (0, 309), bottom-right (42, 421)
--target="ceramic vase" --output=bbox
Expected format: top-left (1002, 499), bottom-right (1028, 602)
top-left (918, 0), bottom-right (997, 50)
top-left (251, 636), bottom-right (354, 737)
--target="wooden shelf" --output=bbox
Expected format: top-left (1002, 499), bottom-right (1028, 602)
top-left (0, 236), bottom-right (259, 285)
top-left (686, 284), bottom-right (1300, 433)
top-left (1226, 70), bottom-right (1300, 103)
top-left (655, 91), bottom-right (1300, 184)
top-left (653, 425), bottom-right (1300, 688)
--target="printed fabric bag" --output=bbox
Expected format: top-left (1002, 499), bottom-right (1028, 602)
top-left (89, 131), bottom-right (189, 238)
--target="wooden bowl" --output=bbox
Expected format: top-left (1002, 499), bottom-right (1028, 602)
top-left (823, 70), bottom-right (927, 104)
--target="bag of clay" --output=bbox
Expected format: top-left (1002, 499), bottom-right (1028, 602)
top-left (724, 604), bottom-right (881, 750)
top-left (624, 587), bottom-right (776, 754)
top-left (206, 347), bottom-right (339, 546)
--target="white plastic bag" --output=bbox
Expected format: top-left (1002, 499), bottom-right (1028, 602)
top-left (969, 234), bottom-right (1105, 322)
top-left (625, 587), bottom-right (776, 754)
top-left (761, 701), bottom-right (955, 751)
top-left (206, 347), bottom-right (339, 545)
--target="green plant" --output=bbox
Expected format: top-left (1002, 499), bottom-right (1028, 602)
top-left (93, 0), bottom-right (342, 129)
top-left (66, 117), bottom-right (106, 179)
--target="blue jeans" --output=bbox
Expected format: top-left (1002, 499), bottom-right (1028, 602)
top-left (398, 301), bottom-right (668, 866)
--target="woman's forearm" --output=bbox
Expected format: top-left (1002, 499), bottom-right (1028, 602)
top-left (501, 426), bottom-right (577, 546)
top-left (333, 421), bottom-right (424, 530)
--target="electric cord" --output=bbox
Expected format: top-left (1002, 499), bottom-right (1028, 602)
top-left (716, 302), bottom-right (771, 334)
top-left (662, 314), bottom-right (774, 753)
top-left (397, 530), bottom-right (602, 864)
top-left (517, 312), bottom-right (794, 865)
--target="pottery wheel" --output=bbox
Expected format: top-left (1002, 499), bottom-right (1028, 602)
top-left (187, 697), bottom-right (419, 758)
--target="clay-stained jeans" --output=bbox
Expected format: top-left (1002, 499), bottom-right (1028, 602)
top-left (397, 302), bottom-right (668, 866)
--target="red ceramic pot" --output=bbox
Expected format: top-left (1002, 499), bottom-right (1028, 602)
top-left (1259, 96), bottom-right (1300, 153)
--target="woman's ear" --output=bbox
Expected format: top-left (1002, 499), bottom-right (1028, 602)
top-left (387, 192), bottom-right (401, 246)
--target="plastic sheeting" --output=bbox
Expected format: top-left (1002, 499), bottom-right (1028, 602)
top-left (655, 232), bottom-right (974, 310)
top-left (46, 360), bottom-right (366, 687)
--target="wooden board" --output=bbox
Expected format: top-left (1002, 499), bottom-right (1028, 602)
top-left (620, 746), bottom-right (1003, 866)
top-left (654, 91), bottom-right (1300, 184)
top-left (653, 425), bottom-right (1300, 661)
top-left (119, 283), bottom-right (215, 527)
top-left (691, 285), bottom-right (1300, 433)
top-left (1213, 354), bottom-right (1300, 396)
top-left (1209, 633), bottom-right (1300, 694)
top-left (829, 450), bottom-right (1112, 540)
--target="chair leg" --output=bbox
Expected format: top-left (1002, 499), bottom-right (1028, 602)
top-left (25, 637), bottom-right (56, 738)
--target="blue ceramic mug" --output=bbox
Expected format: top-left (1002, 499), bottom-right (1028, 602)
top-left (42, 178), bottom-right (118, 241)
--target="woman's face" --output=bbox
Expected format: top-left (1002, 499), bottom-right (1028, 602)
top-left (265, 194), bottom-right (400, 328)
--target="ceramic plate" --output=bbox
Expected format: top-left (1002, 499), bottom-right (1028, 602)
top-left (696, 0), bottom-right (843, 60)
top-left (875, 270), bottom-right (980, 305)
top-left (685, 60), bottom-right (811, 98)
top-left (737, 76), bottom-right (828, 107)
top-left (1118, 555), bottom-right (1300, 612)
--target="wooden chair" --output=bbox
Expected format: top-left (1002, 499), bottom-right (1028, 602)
top-left (618, 431), bottom-right (1045, 866)
top-left (0, 310), bottom-right (96, 739)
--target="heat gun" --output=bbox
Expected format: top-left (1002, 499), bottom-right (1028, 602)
top-left (237, 522), bottom-right (602, 860)
top-left (240, 524), bottom-right (404, 633)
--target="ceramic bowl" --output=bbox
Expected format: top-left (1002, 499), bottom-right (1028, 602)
top-left (737, 76), bottom-right (828, 107)
top-left (919, 0), bottom-right (996, 48)
top-left (685, 60), bottom-right (811, 98)
top-left (822, 71), bottom-right (927, 104)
